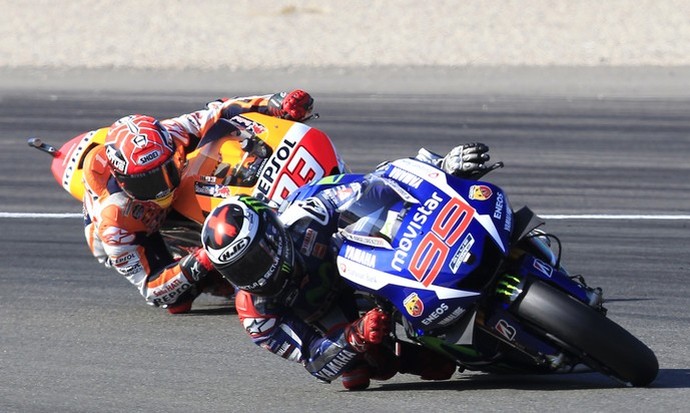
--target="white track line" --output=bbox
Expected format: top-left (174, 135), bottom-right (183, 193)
top-left (2, 212), bottom-right (690, 220)
top-left (541, 215), bottom-right (690, 220)
top-left (0, 212), bottom-right (82, 218)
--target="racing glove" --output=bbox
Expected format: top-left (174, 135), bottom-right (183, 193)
top-left (345, 308), bottom-right (391, 353)
top-left (268, 90), bottom-right (314, 121)
top-left (440, 142), bottom-right (491, 178)
top-left (179, 247), bottom-right (215, 283)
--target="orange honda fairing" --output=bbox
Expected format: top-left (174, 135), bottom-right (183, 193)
top-left (49, 127), bottom-right (109, 202)
top-left (174, 112), bottom-right (342, 224)
top-left (46, 113), bottom-right (343, 225)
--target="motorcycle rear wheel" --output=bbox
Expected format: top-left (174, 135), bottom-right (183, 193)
top-left (515, 280), bottom-right (658, 386)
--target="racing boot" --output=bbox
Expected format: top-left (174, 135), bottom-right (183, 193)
top-left (164, 283), bottom-right (203, 315)
top-left (342, 346), bottom-right (400, 390)
top-left (166, 299), bottom-right (194, 314)
top-left (341, 359), bottom-right (371, 391)
top-left (341, 309), bottom-right (393, 390)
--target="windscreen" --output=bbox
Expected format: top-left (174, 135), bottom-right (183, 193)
top-left (338, 177), bottom-right (408, 242)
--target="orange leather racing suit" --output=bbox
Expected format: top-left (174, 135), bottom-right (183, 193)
top-left (82, 94), bottom-right (293, 310)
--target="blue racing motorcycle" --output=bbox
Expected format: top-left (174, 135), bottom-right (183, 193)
top-left (287, 157), bottom-right (658, 387)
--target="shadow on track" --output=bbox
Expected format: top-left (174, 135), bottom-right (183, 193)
top-left (182, 306), bottom-right (237, 316)
top-left (369, 369), bottom-right (690, 392)
top-left (371, 372), bottom-right (619, 392)
top-left (650, 369), bottom-right (690, 389)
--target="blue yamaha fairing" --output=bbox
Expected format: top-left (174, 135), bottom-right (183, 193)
top-left (285, 157), bottom-right (657, 385)
top-left (289, 158), bottom-right (588, 332)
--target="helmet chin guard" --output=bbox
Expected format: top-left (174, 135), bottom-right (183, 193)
top-left (201, 196), bottom-right (294, 297)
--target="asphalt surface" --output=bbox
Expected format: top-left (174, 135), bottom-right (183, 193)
top-left (1, 74), bottom-right (690, 412)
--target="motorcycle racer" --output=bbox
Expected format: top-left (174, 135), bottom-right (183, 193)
top-left (199, 143), bottom-right (490, 389)
top-left (82, 90), bottom-right (314, 314)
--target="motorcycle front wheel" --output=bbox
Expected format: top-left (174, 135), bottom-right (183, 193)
top-left (514, 280), bottom-right (658, 387)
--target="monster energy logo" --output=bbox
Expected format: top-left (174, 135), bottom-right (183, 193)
top-left (240, 196), bottom-right (270, 212)
top-left (496, 274), bottom-right (522, 302)
top-left (316, 174), bottom-right (345, 185)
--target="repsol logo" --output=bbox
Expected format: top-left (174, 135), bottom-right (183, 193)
top-left (114, 252), bottom-right (136, 265)
top-left (257, 137), bottom-right (297, 197)
top-left (152, 282), bottom-right (191, 306)
top-left (391, 191), bottom-right (443, 272)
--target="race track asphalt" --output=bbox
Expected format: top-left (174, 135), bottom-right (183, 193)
top-left (1, 68), bottom-right (689, 412)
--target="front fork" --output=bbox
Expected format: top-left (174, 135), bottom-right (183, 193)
top-left (474, 237), bottom-right (607, 371)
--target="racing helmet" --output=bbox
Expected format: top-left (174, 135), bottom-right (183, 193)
top-left (104, 114), bottom-right (184, 208)
top-left (201, 196), bottom-right (295, 297)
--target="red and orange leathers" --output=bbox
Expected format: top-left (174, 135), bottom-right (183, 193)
top-left (82, 94), bottom-right (292, 309)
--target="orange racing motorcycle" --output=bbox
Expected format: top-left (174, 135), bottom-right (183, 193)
top-left (28, 112), bottom-right (347, 298)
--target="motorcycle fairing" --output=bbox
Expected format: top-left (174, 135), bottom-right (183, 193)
top-left (171, 113), bottom-right (343, 224)
top-left (43, 113), bottom-right (344, 224)
top-left (511, 254), bottom-right (591, 304)
top-left (49, 127), bottom-right (109, 201)
top-left (376, 158), bottom-right (511, 254)
top-left (334, 158), bottom-right (515, 331)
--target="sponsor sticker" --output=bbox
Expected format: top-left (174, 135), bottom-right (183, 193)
top-left (495, 319), bottom-right (517, 341)
top-left (388, 167), bottom-right (423, 189)
top-left (469, 185), bottom-right (493, 201)
top-left (403, 292), bottom-right (424, 317)
top-left (218, 237), bottom-right (250, 263)
top-left (138, 150), bottom-right (160, 165)
top-left (449, 233), bottom-right (475, 273)
top-left (343, 245), bottom-right (376, 268)
top-left (533, 258), bottom-right (553, 277)
top-left (421, 303), bottom-right (449, 326)
top-left (493, 192), bottom-right (504, 219)
top-left (300, 228), bottom-right (317, 255)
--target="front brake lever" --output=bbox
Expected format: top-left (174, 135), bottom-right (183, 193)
top-left (474, 161), bottom-right (504, 179)
top-left (300, 112), bottom-right (320, 123)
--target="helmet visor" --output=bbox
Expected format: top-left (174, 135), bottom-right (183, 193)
top-left (219, 218), bottom-right (292, 296)
top-left (115, 157), bottom-right (181, 201)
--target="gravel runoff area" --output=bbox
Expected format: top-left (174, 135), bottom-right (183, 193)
top-left (1, 0), bottom-right (690, 97)
top-left (3, 0), bottom-right (690, 69)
